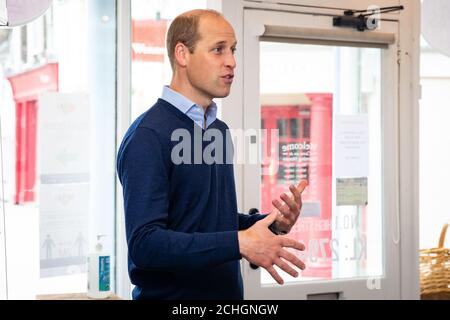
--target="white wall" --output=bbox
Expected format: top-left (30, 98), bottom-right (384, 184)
top-left (420, 39), bottom-right (450, 249)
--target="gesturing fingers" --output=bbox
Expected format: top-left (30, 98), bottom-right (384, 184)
top-left (280, 192), bottom-right (298, 214)
top-left (289, 184), bottom-right (302, 207)
top-left (274, 258), bottom-right (298, 278)
top-left (279, 249), bottom-right (306, 271)
top-left (290, 180), bottom-right (307, 207)
top-left (265, 246), bottom-right (306, 284)
top-left (280, 237), bottom-right (305, 251)
top-left (266, 266), bottom-right (284, 285)
top-left (272, 198), bottom-right (287, 213)
top-left (298, 180), bottom-right (308, 193)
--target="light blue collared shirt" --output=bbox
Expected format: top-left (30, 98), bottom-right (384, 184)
top-left (160, 86), bottom-right (217, 129)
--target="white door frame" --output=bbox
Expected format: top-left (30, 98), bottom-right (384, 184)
top-left (115, 0), bottom-right (132, 300)
top-left (243, 7), bottom-right (399, 300)
top-left (211, 0), bottom-right (420, 299)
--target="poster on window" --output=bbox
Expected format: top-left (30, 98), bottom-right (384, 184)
top-left (37, 92), bottom-right (89, 278)
top-left (335, 114), bottom-right (369, 178)
top-left (260, 93), bottom-right (333, 279)
top-left (39, 183), bottom-right (89, 277)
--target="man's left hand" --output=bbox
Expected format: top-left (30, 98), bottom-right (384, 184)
top-left (270, 180), bottom-right (308, 234)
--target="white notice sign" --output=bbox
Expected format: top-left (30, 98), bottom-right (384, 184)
top-left (38, 93), bottom-right (89, 177)
top-left (38, 92), bottom-right (90, 278)
top-left (335, 115), bottom-right (369, 178)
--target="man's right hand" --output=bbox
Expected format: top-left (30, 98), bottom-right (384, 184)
top-left (238, 211), bottom-right (306, 285)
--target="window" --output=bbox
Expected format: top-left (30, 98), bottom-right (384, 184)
top-left (0, 0), bottom-right (117, 299)
top-left (276, 119), bottom-right (288, 138)
top-left (20, 25), bottom-right (27, 63)
top-left (303, 118), bottom-right (311, 138)
top-left (290, 118), bottom-right (299, 138)
top-left (259, 41), bottom-right (382, 284)
top-left (131, 0), bottom-right (207, 122)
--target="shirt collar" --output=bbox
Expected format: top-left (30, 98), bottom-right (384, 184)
top-left (161, 85), bottom-right (218, 126)
top-left (161, 85), bottom-right (196, 114)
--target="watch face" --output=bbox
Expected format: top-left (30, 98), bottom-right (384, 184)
top-left (269, 223), bottom-right (282, 235)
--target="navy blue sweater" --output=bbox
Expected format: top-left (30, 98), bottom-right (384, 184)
top-left (117, 99), bottom-right (265, 300)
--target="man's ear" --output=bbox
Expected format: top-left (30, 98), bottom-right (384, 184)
top-left (174, 42), bottom-right (188, 68)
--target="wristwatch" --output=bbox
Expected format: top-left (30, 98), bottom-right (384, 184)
top-left (268, 222), bottom-right (287, 235)
top-left (248, 208), bottom-right (287, 235)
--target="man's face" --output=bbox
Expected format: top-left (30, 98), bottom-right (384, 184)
top-left (185, 15), bottom-right (237, 102)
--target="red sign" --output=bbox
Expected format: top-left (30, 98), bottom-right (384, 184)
top-left (7, 63), bottom-right (59, 204)
top-left (132, 19), bottom-right (168, 63)
top-left (261, 93), bottom-right (333, 279)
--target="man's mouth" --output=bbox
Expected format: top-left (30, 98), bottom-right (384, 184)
top-left (221, 74), bottom-right (234, 83)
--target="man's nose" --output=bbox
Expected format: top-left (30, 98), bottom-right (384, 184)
top-left (225, 51), bottom-right (236, 69)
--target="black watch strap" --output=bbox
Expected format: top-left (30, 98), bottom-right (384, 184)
top-left (268, 222), bottom-right (287, 235)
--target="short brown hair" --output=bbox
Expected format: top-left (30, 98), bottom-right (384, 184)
top-left (166, 9), bottom-right (222, 71)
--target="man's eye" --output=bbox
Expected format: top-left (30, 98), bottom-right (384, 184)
top-left (231, 47), bottom-right (237, 54)
top-left (213, 47), bottom-right (223, 53)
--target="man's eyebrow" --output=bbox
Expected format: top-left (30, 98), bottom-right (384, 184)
top-left (213, 41), bottom-right (238, 46)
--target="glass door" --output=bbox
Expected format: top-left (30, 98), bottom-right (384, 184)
top-left (242, 7), bottom-right (400, 299)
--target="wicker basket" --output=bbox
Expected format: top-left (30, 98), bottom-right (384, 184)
top-left (420, 223), bottom-right (450, 300)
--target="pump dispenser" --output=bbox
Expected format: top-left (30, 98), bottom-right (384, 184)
top-left (87, 234), bottom-right (111, 299)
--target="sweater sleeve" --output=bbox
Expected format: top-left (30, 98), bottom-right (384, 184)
top-left (238, 213), bottom-right (267, 230)
top-left (117, 127), bottom-right (241, 272)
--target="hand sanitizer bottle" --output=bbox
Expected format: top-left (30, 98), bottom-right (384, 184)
top-left (87, 234), bottom-right (111, 299)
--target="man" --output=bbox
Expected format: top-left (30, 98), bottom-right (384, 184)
top-left (117, 9), bottom-right (307, 300)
